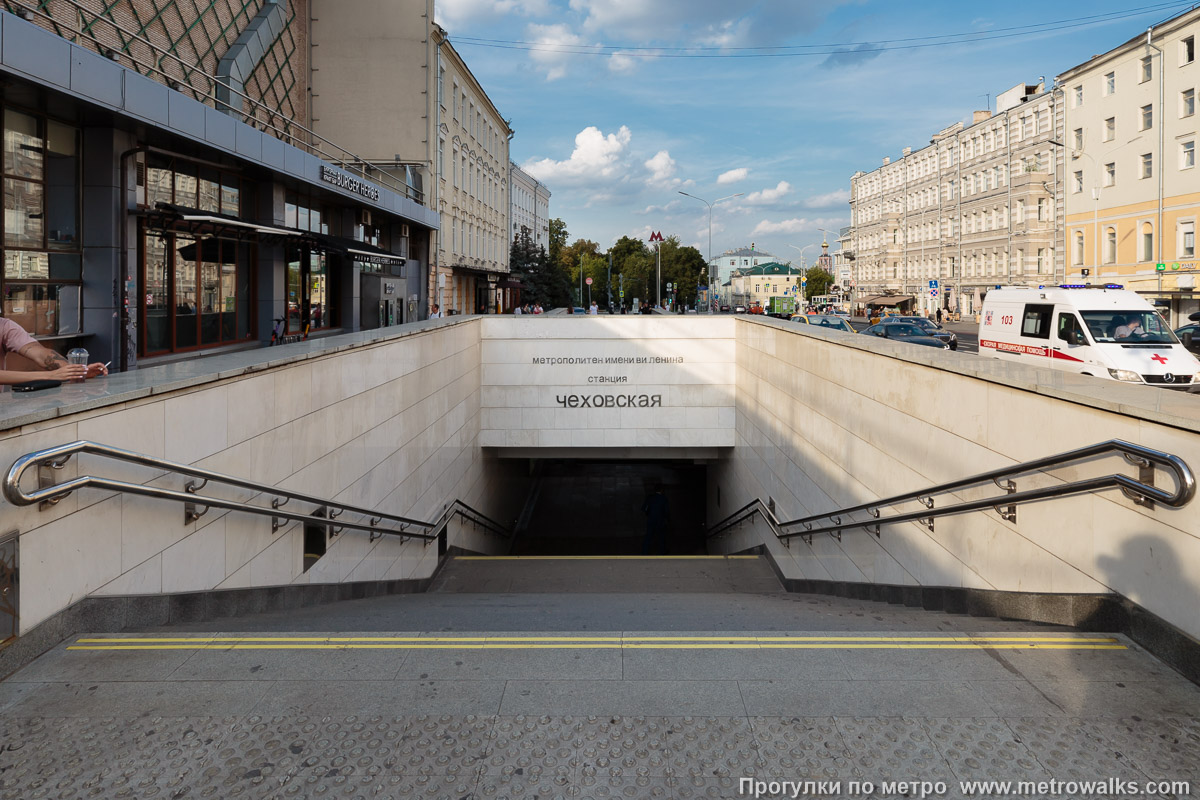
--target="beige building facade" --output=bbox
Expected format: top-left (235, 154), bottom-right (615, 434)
top-left (510, 162), bottom-right (551, 252)
top-left (1059, 7), bottom-right (1200, 325)
top-left (848, 83), bottom-right (1063, 318)
top-left (310, 2), bottom-right (511, 317)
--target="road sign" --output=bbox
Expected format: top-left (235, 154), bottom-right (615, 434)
top-left (930, 288), bottom-right (939, 297)
top-left (929, 280), bottom-right (939, 288)
top-left (585, 277), bottom-right (593, 285)
top-left (619, 290), bottom-right (624, 298)
top-left (1156, 263), bottom-right (1166, 271)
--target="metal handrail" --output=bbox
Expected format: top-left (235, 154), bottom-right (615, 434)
top-left (5, 0), bottom-right (423, 204)
top-left (4, 441), bottom-right (512, 545)
top-left (707, 498), bottom-right (785, 541)
top-left (710, 440), bottom-right (1194, 544)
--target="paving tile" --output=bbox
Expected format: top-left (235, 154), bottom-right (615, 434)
top-left (248, 679), bottom-right (506, 716)
top-left (500, 680), bottom-right (746, 717)
top-left (1, 680), bottom-right (273, 717)
top-left (749, 716), bottom-right (851, 777)
top-left (739, 679), bottom-right (996, 718)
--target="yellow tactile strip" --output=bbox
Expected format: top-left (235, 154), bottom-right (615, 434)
top-left (66, 635), bottom-right (1127, 651)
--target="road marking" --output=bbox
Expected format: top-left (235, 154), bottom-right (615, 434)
top-left (67, 634), bottom-right (1125, 652)
top-left (453, 555), bottom-right (760, 560)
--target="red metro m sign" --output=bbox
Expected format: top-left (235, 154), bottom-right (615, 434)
top-left (648, 231), bottom-right (664, 243)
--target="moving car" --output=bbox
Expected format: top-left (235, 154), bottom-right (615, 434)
top-left (891, 316), bottom-right (957, 350)
top-left (861, 321), bottom-right (950, 349)
top-left (734, 304), bottom-right (747, 314)
top-left (804, 314), bottom-right (856, 333)
top-left (868, 308), bottom-right (903, 325)
top-left (1175, 311), bottom-right (1200, 356)
top-left (719, 304), bottom-right (731, 313)
top-left (979, 286), bottom-right (1199, 389)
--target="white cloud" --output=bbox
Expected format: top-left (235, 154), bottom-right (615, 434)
top-left (436, 0), bottom-right (551, 29)
top-left (527, 23), bottom-right (588, 81)
top-left (803, 189), bottom-right (851, 208)
top-left (751, 216), bottom-right (847, 235)
top-left (644, 150), bottom-right (678, 188)
top-left (523, 126), bottom-right (633, 185)
top-left (744, 181), bottom-right (792, 204)
top-left (717, 168), bottom-right (749, 185)
top-left (752, 218), bottom-right (810, 235)
top-left (567, 0), bottom-right (845, 48)
top-left (608, 52), bottom-right (637, 73)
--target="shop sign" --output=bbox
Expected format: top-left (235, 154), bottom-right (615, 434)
top-left (320, 165), bottom-right (380, 202)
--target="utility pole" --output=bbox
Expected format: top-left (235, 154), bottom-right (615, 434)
top-left (655, 242), bottom-right (662, 308)
top-left (579, 252), bottom-right (583, 306)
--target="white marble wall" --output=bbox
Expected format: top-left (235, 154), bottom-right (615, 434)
top-left (710, 320), bottom-right (1200, 640)
top-left (479, 317), bottom-right (736, 448)
top-left (1, 321), bottom-right (515, 635)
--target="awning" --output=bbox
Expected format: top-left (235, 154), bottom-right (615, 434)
top-left (861, 294), bottom-right (915, 306)
top-left (137, 202), bottom-right (299, 243)
top-left (305, 232), bottom-right (406, 266)
top-left (497, 278), bottom-right (523, 290)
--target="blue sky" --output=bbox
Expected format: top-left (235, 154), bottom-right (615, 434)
top-left (436, 0), bottom-right (1196, 265)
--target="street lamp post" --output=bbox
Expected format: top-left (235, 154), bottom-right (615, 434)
top-left (787, 243), bottom-right (820, 306)
top-left (679, 190), bottom-right (743, 311)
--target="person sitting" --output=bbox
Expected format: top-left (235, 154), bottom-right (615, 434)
top-left (1114, 316), bottom-right (1143, 339)
top-left (1, 317), bottom-right (108, 385)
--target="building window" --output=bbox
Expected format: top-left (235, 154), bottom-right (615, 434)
top-left (1037, 248), bottom-right (1047, 273)
top-left (1105, 227), bottom-right (1117, 264)
top-left (1073, 85), bottom-right (1083, 106)
top-left (1184, 35), bottom-right (1195, 65)
top-left (1073, 128), bottom-right (1084, 150)
top-left (1074, 230), bottom-right (1085, 265)
top-left (1183, 88), bottom-right (1195, 118)
top-left (1141, 223), bottom-right (1154, 262)
top-left (1141, 55), bottom-right (1153, 83)
top-left (1181, 220), bottom-right (1196, 257)
top-left (1104, 117), bottom-right (1115, 141)
top-left (1104, 162), bottom-right (1115, 187)
top-left (2, 109), bottom-right (85, 337)
top-left (1104, 72), bottom-right (1115, 95)
top-left (1037, 197), bottom-right (1048, 222)
top-left (1141, 104), bottom-right (1153, 130)
top-left (1141, 153), bottom-right (1153, 179)
top-left (1184, 141), bottom-right (1196, 170)
top-left (1073, 170), bottom-right (1084, 193)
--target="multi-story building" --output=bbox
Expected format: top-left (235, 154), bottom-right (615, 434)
top-left (1, 1), bottom-right (434, 368)
top-left (309, 4), bottom-right (511, 316)
top-left (709, 246), bottom-right (778, 288)
top-left (848, 83), bottom-right (1063, 318)
top-left (727, 263), bottom-right (804, 309)
top-left (1059, 6), bottom-right (1200, 325)
top-left (510, 162), bottom-right (551, 251)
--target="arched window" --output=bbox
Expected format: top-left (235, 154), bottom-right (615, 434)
top-left (1105, 227), bottom-right (1118, 264)
top-left (1141, 222), bottom-right (1154, 262)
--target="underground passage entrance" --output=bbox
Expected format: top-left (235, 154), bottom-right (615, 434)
top-left (510, 459), bottom-right (709, 555)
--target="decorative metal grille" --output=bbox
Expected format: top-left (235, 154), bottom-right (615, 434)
top-left (3, 1), bottom-right (307, 133)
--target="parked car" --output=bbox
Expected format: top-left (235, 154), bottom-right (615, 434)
top-left (892, 316), bottom-right (957, 350)
top-left (734, 304), bottom-right (747, 314)
top-left (1176, 321), bottom-right (1200, 356)
top-left (861, 321), bottom-right (950, 349)
top-left (719, 304), bottom-right (731, 313)
top-left (803, 314), bottom-right (856, 333)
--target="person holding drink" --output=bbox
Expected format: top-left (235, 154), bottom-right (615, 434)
top-left (1, 317), bottom-right (109, 386)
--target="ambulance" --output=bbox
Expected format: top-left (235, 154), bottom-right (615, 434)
top-left (978, 285), bottom-right (1200, 390)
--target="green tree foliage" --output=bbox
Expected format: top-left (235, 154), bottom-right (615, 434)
top-left (659, 237), bottom-right (708, 307)
top-left (803, 266), bottom-right (833, 300)
top-left (510, 225), bottom-right (571, 309)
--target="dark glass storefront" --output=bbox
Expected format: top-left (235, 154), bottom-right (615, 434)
top-left (1, 105), bottom-right (83, 338)
top-left (141, 231), bottom-right (252, 355)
